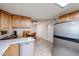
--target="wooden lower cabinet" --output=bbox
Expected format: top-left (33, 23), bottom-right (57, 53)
top-left (3, 44), bottom-right (20, 56)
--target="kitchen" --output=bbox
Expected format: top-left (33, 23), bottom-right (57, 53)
top-left (0, 3), bottom-right (79, 56)
top-left (0, 9), bottom-right (36, 56)
top-left (0, 3), bottom-right (54, 56)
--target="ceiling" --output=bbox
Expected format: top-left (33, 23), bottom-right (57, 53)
top-left (0, 3), bottom-right (79, 20)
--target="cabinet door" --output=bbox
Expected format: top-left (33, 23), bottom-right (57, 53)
top-left (71, 11), bottom-right (79, 20)
top-left (0, 11), bottom-right (9, 30)
top-left (13, 16), bottom-right (32, 27)
top-left (13, 15), bottom-right (22, 27)
top-left (0, 10), bottom-right (12, 30)
top-left (22, 17), bottom-right (32, 27)
top-left (10, 44), bottom-right (20, 56)
top-left (22, 17), bottom-right (28, 27)
top-left (3, 44), bottom-right (20, 56)
top-left (65, 14), bottom-right (71, 21)
top-left (21, 17), bottom-right (24, 27)
top-left (59, 16), bottom-right (66, 22)
top-left (58, 11), bottom-right (79, 22)
top-left (7, 13), bottom-right (12, 31)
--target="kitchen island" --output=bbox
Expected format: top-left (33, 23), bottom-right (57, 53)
top-left (0, 37), bottom-right (35, 56)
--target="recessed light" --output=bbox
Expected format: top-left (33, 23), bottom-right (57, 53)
top-left (57, 2), bottom-right (70, 7)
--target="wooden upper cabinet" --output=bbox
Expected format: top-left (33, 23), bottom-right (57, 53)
top-left (8, 13), bottom-right (12, 31)
top-left (58, 11), bottom-right (79, 22)
top-left (71, 11), bottom-right (79, 20)
top-left (65, 14), bottom-right (71, 21)
top-left (0, 9), bottom-right (32, 29)
top-left (0, 10), bottom-right (8, 30)
top-left (0, 10), bottom-right (12, 30)
top-left (12, 15), bottom-right (22, 27)
top-left (59, 15), bottom-right (66, 22)
top-left (59, 14), bottom-right (71, 22)
top-left (12, 15), bottom-right (32, 27)
top-left (22, 17), bottom-right (32, 27)
top-left (21, 16), bottom-right (26, 27)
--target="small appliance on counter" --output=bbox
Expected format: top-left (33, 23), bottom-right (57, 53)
top-left (23, 31), bottom-right (36, 39)
top-left (11, 31), bottom-right (17, 38)
top-left (0, 31), bottom-right (17, 40)
top-left (0, 31), bottom-right (8, 40)
top-left (12, 31), bottom-right (17, 35)
top-left (0, 31), bottom-right (7, 35)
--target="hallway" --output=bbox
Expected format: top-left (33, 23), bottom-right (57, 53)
top-left (34, 37), bottom-right (53, 56)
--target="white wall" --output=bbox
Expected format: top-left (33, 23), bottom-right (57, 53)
top-left (48, 23), bottom-right (54, 42)
top-left (37, 24), bottom-right (48, 40)
top-left (31, 25), bottom-right (37, 32)
top-left (36, 20), bottom-right (54, 43)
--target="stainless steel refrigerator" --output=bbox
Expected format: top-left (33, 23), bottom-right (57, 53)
top-left (53, 20), bottom-right (79, 56)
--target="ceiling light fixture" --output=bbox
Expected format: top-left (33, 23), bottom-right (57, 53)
top-left (56, 1), bottom-right (70, 7)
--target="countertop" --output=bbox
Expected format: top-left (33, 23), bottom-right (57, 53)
top-left (0, 37), bottom-right (35, 56)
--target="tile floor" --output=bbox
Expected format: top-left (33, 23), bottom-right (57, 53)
top-left (34, 37), bottom-right (53, 56)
